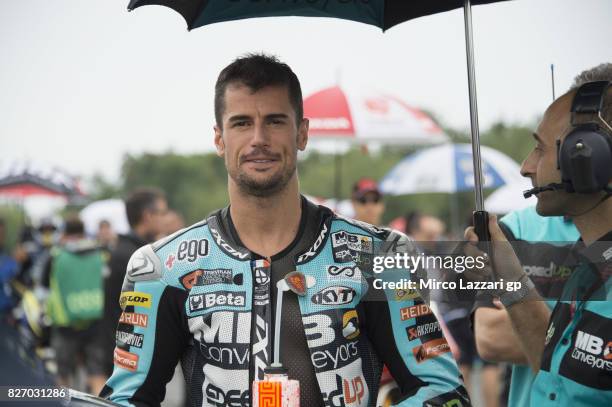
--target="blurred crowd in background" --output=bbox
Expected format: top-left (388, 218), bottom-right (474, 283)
top-left (0, 176), bottom-right (530, 407)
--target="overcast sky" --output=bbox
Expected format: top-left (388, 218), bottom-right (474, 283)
top-left (1, 0), bottom-right (611, 183)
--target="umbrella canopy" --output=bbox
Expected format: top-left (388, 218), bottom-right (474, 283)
top-left (80, 199), bottom-right (130, 237)
top-left (304, 86), bottom-right (448, 145)
top-left (0, 162), bottom-right (84, 199)
top-left (127, 0), bottom-right (508, 31)
top-left (380, 143), bottom-right (523, 195)
top-left (484, 179), bottom-right (536, 214)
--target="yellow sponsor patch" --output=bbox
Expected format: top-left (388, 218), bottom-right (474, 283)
top-left (394, 288), bottom-right (421, 301)
top-left (119, 291), bottom-right (152, 309)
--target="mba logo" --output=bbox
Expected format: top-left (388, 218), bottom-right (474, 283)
top-left (575, 330), bottom-right (611, 358)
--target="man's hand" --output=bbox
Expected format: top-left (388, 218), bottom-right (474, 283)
top-left (463, 214), bottom-right (525, 284)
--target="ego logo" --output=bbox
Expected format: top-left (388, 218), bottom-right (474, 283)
top-left (119, 292), bottom-right (152, 309)
top-left (311, 286), bottom-right (356, 305)
top-left (177, 239), bottom-right (209, 262)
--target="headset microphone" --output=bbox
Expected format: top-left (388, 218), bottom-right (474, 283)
top-left (523, 183), bottom-right (566, 198)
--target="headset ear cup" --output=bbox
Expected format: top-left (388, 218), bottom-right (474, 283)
top-left (561, 127), bottom-right (612, 193)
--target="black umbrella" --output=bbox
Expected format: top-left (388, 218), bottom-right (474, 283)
top-left (127, 0), bottom-right (512, 239)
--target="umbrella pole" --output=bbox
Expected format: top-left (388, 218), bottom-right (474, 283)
top-left (463, 0), bottom-right (490, 240)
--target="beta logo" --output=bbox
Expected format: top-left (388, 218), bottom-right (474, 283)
top-left (412, 338), bottom-right (450, 363)
top-left (113, 348), bottom-right (138, 372)
top-left (399, 303), bottom-right (432, 321)
top-left (311, 286), bottom-right (356, 306)
top-left (189, 291), bottom-right (246, 312)
top-left (119, 292), bottom-right (152, 309)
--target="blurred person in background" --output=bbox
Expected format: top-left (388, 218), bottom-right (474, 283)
top-left (472, 206), bottom-right (578, 407)
top-left (158, 209), bottom-right (185, 239)
top-left (42, 215), bottom-right (107, 394)
top-left (351, 177), bottom-right (385, 226)
top-left (0, 218), bottom-right (18, 317)
top-left (14, 218), bottom-right (60, 288)
top-left (101, 187), bottom-right (167, 376)
top-left (97, 219), bottom-right (117, 252)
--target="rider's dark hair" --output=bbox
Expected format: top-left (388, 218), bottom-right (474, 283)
top-left (214, 53), bottom-right (303, 129)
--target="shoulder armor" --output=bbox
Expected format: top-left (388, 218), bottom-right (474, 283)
top-left (126, 244), bottom-right (163, 282)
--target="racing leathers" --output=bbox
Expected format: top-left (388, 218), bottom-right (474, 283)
top-left (101, 197), bottom-right (470, 407)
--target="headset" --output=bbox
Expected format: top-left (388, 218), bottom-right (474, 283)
top-left (524, 80), bottom-right (612, 198)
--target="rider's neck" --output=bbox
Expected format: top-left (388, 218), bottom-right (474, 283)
top-left (228, 177), bottom-right (302, 258)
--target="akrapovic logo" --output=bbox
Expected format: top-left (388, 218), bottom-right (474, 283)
top-left (311, 286), bottom-right (355, 305)
top-left (210, 227), bottom-right (248, 260)
top-left (116, 331), bottom-right (144, 348)
top-left (296, 223), bottom-right (328, 264)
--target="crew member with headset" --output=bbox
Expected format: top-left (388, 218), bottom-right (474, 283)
top-left (465, 64), bottom-right (612, 406)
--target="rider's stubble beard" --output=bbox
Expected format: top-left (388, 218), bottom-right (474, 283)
top-left (228, 147), bottom-right (297, 198)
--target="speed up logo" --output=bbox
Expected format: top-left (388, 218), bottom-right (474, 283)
top-left (119, 291), bottom-right (152, 309)
top-left (331, 231), bottom-right (373, 263)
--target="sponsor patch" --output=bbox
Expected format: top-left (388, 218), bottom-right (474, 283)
top-left (342, 310), bottom-right (360, 340)
top-left (180, 269), bottom-right (235, 290)
top-left (119, 292), bottom-right (152, 309)
top-left (116, 331), bottom-right (144, 348)
top-left (327, 265), bottom-right (361, 281)
top-left (119, 312), bottom-right (148, 328)
top-left (331, 231), bottom-right (373, 263)
top-left (407, 322), bottom-right (440, 341)
top-left (394, 287), bottom-right (421, 301)
top-left (189, 291), bottom-right (246, 312)
top-left (113, 348), bottom-right (138, 372)
top-left (412, 338), bottom-right (450, 363)
top-left (311, 286), bottom-right (356, 306)
top-left (400, 303), bottom-right (432, 321)
top-left (177, 239), bottom-right (209, 262)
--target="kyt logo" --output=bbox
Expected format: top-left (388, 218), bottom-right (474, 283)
top-left (311, 286), bottom-right (356, 305)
